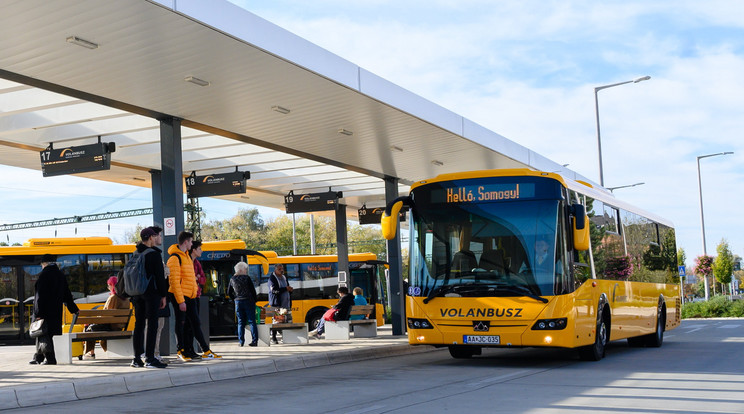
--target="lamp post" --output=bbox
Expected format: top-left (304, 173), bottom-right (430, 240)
top-left (594, 76), bottom-right (651, 187)
top-left (607, 182), bottom-right (645, 193)
top-left (697, 151), bottom-right (734, 300)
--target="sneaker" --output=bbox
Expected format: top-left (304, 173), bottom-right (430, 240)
top-left (187, 352), bottom-right (202, 360)
top-left (41, 360), bottom-right (57, 365)
top-left (145, 359), bottom-right (168, 369)
top-left (130, 358), bottom-right (145, 368)
top-left (248, 342), bottom-right (258, 347)
top-left (201, 350), bottom-right (222, 359)
top-left (177, 349), bottom-right (191, 362)
top-left (83, 352), bottom-right (95, 360)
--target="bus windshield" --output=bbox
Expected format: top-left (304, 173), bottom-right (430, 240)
top-left (409, 178), bottom-right (564, 299)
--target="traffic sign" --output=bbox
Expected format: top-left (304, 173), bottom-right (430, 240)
top-left (678, 265), bottom-right (686, 278)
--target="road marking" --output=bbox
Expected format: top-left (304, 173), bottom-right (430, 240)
top-left (722, 337), bottom-right (744, 342)
top-left (345, 405), bottom-right (386, 414)
top-left (717, 324), bottom-right (741, 329)
top-left (471, 369), bottom-right (534, 386)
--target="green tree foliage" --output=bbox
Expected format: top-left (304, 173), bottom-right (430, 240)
top-left (122, 224), bottom-right (144, 244)
top-left (712, 239), bottom-right (734, 290)
top-left (677, 247), bottom-right (686, 267)
top-left (201, 208), bottom-right (265, 244)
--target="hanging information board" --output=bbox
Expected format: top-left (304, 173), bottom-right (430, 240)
top-left (358, 206), bottom-right (406, 225)
top-left (284, 190), bottom-right (342, 213)
top-left (186, 171), bottom-right (249, 198)
top-left (39, 142), bottom-right (114, 177)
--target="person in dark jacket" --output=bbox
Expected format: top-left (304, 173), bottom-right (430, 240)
top-left (228, 261), bottom-right (258, 347)
top-left (29, 254), bottom-right (79, 365)
top-left (309, 286), bottom-right (354, 339)
top-left (130, 226), bottom-right (168, 369)
top-left (267, 263), bottom-right (293, 344)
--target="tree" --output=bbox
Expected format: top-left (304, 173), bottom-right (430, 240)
top-left (677, 248), bottom-right (686, 267)
top-left (121, 224), bottom-right (144, 244)
top-left (202, 208), bottom-right (265, 244)
top-left (694, 254), bottom-right (714, 297)
top-left (712, 239), bottom-right (734, 294)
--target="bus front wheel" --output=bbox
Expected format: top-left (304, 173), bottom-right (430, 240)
top-left (449, 345), bottom-right (481, 359)
top-left (579, 307), bottom-right (609, 361)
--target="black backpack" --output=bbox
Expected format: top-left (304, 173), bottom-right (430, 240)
top-left (118, 248), bottom-right (154, 297)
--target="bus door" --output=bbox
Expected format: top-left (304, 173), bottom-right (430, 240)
top-left (0, 258), bottom-right (37, 343)
top-left (349, 263), bottom-right (378, 305)
top-left (199, 252), bottom-right (240, 337)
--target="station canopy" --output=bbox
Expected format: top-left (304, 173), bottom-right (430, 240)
top-left (0, 0), bottom-right (586, 221)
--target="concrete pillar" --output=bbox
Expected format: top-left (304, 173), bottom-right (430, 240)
top-left (385, 176), bottom-right (406, 335)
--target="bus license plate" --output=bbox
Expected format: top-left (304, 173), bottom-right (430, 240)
top-left (463, 335), bottom-right (500, 345)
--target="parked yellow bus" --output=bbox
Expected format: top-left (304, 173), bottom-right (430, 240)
top-left (382, 169), bottom-right (680, 360)
top-left (0, 237), bottom-right (386, 342)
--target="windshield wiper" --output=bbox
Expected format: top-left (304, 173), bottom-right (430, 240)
top-left (423, 283), bottom-right (465, 304)
top-left (492, 284), bottom-right (549, 303)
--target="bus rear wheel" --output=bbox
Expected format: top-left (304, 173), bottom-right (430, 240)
top-left (644, 302), bottom-right (665, 348)
top-left (306, 309), bottom-right (326, 331)
top-left (449, 345), bottom-right (481, 359)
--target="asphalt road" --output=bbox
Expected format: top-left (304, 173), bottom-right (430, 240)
top-left (8, 319), bottom-right (744, 414)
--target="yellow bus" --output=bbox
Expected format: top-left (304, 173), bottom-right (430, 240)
top-left (207, 252), bottom-right (387, 335)
top-left (0, 237), bottom-right (386, 342)
top-left (382, 169), bottom-right (680, 360)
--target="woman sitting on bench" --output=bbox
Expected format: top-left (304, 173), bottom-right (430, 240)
top-left (309, 286), bottom-right (354, 339)
top-left (83, 276), bottom-right (130, 359)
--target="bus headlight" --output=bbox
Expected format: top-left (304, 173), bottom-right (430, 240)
top-left (531, 318), bottom-right (567, 330)
top-left (407, 318), bottom-right (433, 329)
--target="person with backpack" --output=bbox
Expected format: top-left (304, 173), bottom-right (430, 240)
top-left (129, 226), bottom-right (168, 369)
top-left (167, 231), bottom-right (221, 361)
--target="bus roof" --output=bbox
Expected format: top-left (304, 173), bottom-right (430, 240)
top-left (0, 238), bottom-right (248, 257)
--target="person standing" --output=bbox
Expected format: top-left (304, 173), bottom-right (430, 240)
top-left (267, 263), bottom-right (293, 344)
top-left (130, 226), bottom-right (168, 369)
top-left (309, 286), bottom-right (354, 339)
top-left (228, 261), bottom-right (258, 347)
top-left (167, 231), bottom-right (221, 361)
top-left (29, 254), bottom-right (79, 365)
top-left (182, 240), bottom-right (206, 358)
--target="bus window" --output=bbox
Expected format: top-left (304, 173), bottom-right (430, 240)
top-left (56, 255), bottom-right (85, 300)
top-left (86, 254), bottom-right (125, 299)
top-left (300, 262), bottom-right (337, 299)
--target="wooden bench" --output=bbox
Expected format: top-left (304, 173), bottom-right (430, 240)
top-left (251, 306), bottom-right (308, 346)
top-left (325, 304), bottom-right (377, 340)
top-left (53, 308), bottom-right (133, 364)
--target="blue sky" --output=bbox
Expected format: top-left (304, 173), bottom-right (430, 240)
top-left (2, 0), bottom-right (743, 266)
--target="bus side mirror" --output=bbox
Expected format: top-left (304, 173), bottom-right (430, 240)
top-left (571, 204), bottom-right (590, 251)
top-left (382, 196), bottom-right (410, 240)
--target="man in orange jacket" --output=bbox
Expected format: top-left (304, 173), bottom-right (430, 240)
top-left (167, 231), bottom-right (221, 361)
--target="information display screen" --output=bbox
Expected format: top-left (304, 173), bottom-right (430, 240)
top-left (284, 191), bottom-right (342, 213)
top-left (186, 171), bottom-right (249, 198)
top-left (39, 142), bottom-right (112, 177)
top-left (357, 206), bottom-right (406, 224)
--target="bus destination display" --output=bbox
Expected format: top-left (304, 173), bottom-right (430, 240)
top-left (186, 171), bottom-right (249, 198)
top-left (431, 183), bottom-right (536, 204)
top-left (39, 142), bottom-right (113, 177)
top-left (285, 190), bottom-right (342, 214)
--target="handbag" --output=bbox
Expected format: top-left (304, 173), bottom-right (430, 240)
top-left (322, 307), bottom-right (338, 322)
top-left (29, 318), bottom-right (47, 338)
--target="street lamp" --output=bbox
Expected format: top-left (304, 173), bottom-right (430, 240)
top-left (594, 76), bottom-right (651, 187)
top-left (607, 182), bottom-right (645, 193)
top-left (697, 151), bottom-right (734, 300)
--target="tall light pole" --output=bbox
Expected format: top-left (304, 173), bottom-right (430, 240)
top-left (607, 182), bottom-right (645, 193)
top-left (594, 76), bottom-right (651, 187)
top-left (697, 151), bottom-right (734, 300)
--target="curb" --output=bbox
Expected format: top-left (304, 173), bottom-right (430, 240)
top-left (4, 344), bottom-right (437, 408)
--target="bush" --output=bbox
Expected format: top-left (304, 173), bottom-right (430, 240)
top-left (682, 295), bottom-right (744, 318)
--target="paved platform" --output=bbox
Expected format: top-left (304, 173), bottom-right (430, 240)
top-left (0, 326), bottom-right (432, 409)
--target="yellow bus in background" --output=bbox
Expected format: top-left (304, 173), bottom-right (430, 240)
top-left (382, 169), bottom-right (680, 360)
top-left (0, 237), bottom-right (386, 342)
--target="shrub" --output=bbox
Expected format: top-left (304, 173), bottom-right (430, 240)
top-left (682, 295), bottom-right (744, 318)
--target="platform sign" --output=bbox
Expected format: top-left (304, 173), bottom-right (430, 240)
top-left (284, 190), bottom-right (342, 214)
top-left (39, 142), bottom-right (113, 177)
top-left (185, 171), bottom-right (249, 198)
top-left (358, 206), bottom-right (406, 225)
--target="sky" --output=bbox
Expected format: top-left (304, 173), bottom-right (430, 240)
top-left (2, 0), bottom-right (743, 267)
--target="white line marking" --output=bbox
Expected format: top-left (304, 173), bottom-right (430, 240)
top-left (717, 324), bottom-right (741, 329)
top-left (345, 405), bottom-right (386, 414)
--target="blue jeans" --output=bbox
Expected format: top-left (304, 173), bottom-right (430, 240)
top-left (235, 300), bottom-right (257, 345)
